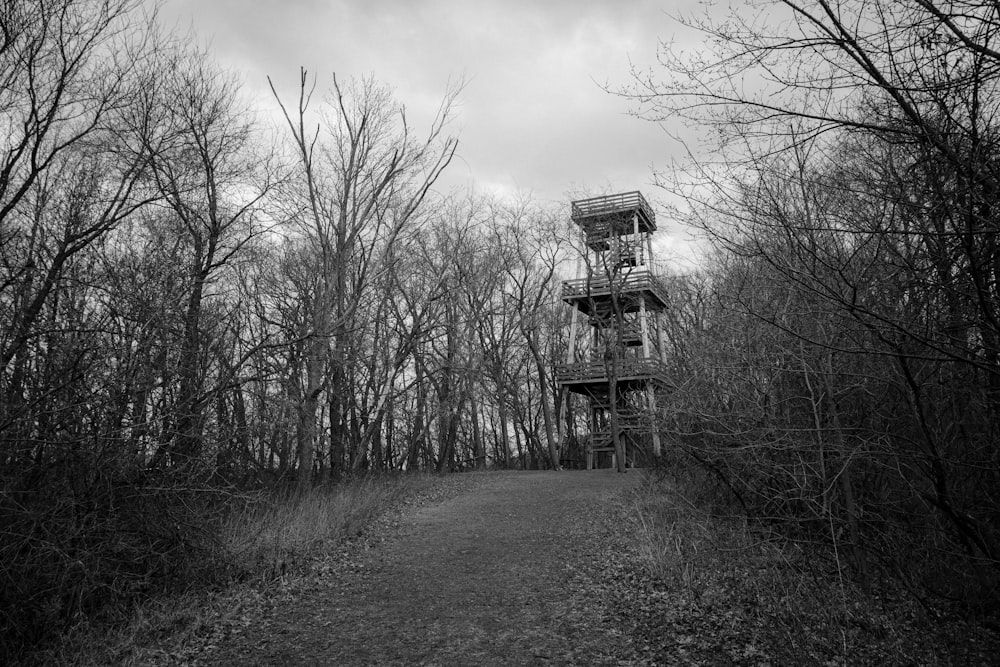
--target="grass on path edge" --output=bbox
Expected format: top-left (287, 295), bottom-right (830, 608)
top-left (620, 469), bottom-right (1000, 666)
top-left (32, 472), bottom-right (479, 666)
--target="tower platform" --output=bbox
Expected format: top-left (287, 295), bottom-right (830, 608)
top-left (560, 270), bottom-right (669, 314)
top-left (571, 191), bottom-right (656, 249)
top-left (554, 358), bottom-right (671, 395)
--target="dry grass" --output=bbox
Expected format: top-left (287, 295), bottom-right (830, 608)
top-left (30, 473), bottom-right (440, 666)
top-left (626, 474), bottom-right (862, 663)
top-left (221, 475), bottom-right (417, 580)
top-left (624, 470), bottom-right (1000, 665)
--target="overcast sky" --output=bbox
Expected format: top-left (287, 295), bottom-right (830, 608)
top-left (154, 0), bottom-right (702, 260)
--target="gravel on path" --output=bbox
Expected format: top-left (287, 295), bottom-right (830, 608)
top-left (197, 470), bottom-right (644, 666)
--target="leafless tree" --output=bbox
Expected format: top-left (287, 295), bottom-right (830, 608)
top-left (269, 70), bottom-right (458, 489)
top-left (0, 0), bottom-right (156, 459)
top-left (627, 0), bottom-right (1000, 598)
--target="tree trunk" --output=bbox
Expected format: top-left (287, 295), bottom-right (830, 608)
top-left (298, 328), bottom-right (326, 494)
top-left (497, 390), bottom-right (511, 468)
top-left (524, 326), bottom-right (560, 470)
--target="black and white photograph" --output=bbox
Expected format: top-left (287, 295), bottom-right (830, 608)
top-left (1, 1), bottom-right (998, 664)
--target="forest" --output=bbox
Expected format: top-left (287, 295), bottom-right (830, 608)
top-left (636, 0), bottom-right (1000, 614)
top-left (2, 0), bottom-right (1000, 661)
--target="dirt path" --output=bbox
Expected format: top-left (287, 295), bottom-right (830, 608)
top-left (198, 470), bottom-right (642, 666)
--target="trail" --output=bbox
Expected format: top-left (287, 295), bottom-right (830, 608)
top-left (200, 470), bottom-right (641, 666)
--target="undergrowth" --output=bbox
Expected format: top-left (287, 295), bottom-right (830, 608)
top-left (16, 472), bottom-right (439, 666)
top-left (625, 468), bottom-right (1000, 665)
top-left (221, 474), bottom-right (418, 581)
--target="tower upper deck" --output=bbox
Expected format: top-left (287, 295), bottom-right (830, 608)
top-left (571, 191), bottom-right (656, 247)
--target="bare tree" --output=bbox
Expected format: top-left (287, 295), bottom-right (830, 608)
top-left (122, 43), bottom-right (277, 467)
top-left (0, 0), bottom-right (155, 456)
top-left (627, 0), bottom-right (1000, 597)
top-left (493, 201), bottom-right (568, 470)
top-left (269, 70), bottom-right (458, 489)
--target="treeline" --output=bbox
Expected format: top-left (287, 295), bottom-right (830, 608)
top-left (639, 1), bottom-right (1000, 607)
top-left (0, 1), bottom-right (573, 655)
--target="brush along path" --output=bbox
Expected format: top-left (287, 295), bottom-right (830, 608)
top-left (198, 470), bottom-right (643, 666)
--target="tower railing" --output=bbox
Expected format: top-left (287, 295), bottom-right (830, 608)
top-left (554, 357), bottom-right (670, 385)
top-left (570, 191), bottom-right (654, 225)
top-left (560, 269), bottom-right (669, 304)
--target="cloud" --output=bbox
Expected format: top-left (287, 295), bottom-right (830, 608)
top-left (155, 0), bottom-right (690, 207)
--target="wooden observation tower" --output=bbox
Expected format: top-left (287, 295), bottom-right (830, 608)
top-left (556, 191), bottom-right (669, 470)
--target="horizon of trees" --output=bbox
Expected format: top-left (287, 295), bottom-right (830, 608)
top-left (0, 1), bottom-right (591, 490)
